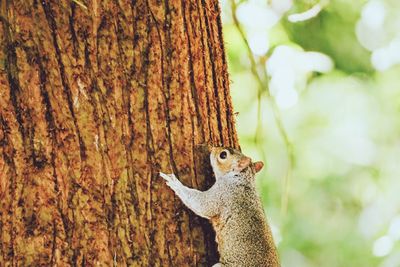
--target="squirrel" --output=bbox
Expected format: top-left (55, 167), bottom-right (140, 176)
top-left (160, 146), bottom-right (280, 267)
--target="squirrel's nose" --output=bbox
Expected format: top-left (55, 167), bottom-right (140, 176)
top-left (237, 156), bottom-right (251, 170)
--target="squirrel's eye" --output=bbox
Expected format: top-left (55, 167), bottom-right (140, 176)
top-left (219, 151), bottom-right (228, 159)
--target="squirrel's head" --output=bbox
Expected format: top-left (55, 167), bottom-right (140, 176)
top-left (210, 147), bottom-right (264, 178)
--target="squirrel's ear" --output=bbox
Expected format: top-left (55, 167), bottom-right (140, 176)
top-left (253, 161), bottom-right (264, 173)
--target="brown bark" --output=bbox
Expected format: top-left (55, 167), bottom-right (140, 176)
top-left (0, 0), bottom-right (241, 266)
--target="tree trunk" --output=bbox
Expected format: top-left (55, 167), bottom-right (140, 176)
top-left (0, 0), bottom-right (240, 266)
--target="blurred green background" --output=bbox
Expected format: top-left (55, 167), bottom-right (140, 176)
top-left (220, 0), bottom-right (400, 266)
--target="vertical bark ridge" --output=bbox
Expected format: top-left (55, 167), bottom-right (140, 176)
top-left (181, 2), bottom-right (219, 266)
top-left (0, 8), bottom-right (19, 264)
top-left (181, 0), bottom-right (204, 145)
top-left (180, 2), bottom-right (205, 265)
top-left (130, 1), bottom-right (156, 264)
top-left (158, 2), bottom-right (191, 260)
top-left (148, 1), bottom-right (184, 265)
top-left (68, 4), bottom-right (80, 59)
top-left (207, 0), bottom-right (235, 147)
top-left (142, 4), bottom-right (160, 265)
top-left (0, 114), bottom-right (17, 265)
top-left (195, 0), bottom-right (218, 145)
top-left (35, 51), bottom-right (69, 265)
top-left (1, 5), bottom-right (30, 161)
top-left (41, 1), bottom-right (87, 162)
top-left (111, 2), bottom-right (139, 263)
top-left (162, 0), bottom-right (181, 178)
top-left (214, 3), bottom-right (238, 148)
top-left (121, 5), bottom-right (143, 251)
top-left (201, 0), bottom-right (226, 146)
top-left (31, 8), bottom-right (77, 248)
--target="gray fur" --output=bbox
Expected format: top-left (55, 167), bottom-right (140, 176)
top-left (160, 153), bottom-right (279, 267)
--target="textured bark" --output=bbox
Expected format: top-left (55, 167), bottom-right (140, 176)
top-left (0, 0), bottom-right (240, 266)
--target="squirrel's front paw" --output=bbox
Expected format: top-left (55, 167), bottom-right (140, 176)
top-left (159, 172), bottom-right (177, 182)
top-left (159, 172), bottom-right (181, 191)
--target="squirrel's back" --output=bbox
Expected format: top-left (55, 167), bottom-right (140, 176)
top-left (211, 170), bottom-right (279, 267)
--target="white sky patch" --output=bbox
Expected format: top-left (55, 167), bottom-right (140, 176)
top-left (248, 31), bottom-right (270, 56)
top-left (373, 235), bottom-right (394, 257)
top-left (333, 136), bottom-right (376, 165)
top-left (361, 182), bottom-right (378, 205)
top-left (389, 216), bottom-right (400, 240)
top-left (276, 88), bottom-right (299, 109)
top-left (266, 45), bottom-right (333, 109)
top-left (267, 46), bottom-right (333, 75)
top-left (236, 1), bottom-right (280, 29)
top-left (359, 202), bottom-right (385, 239)
top-left (281, 249), bottom-right (311, 267)
top-left (270, 0), bottom-right (293, 15)
top-left (288, 4), bottom-right (322, 23)
top-left (300, 52), bottom-right (334, 73)
top-left (269, 68), bottom-right (296, 96)
top-left (381, 253), bottom-right (400, 267)
top-left (361, 0), bottom-right (386, 30)
top-left (371, 37), bottom-right (400, 71)
top-left (356, 0), bottom-right (400, 71)
top-left (355, 1), bottom-right (388, 52)
top-left (268, 216), bottom-right (282, 245)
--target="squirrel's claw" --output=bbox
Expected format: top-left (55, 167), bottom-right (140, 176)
top-left (159, 172), bottom-right (181, 191)
top-left (159, 172), bottom-right (172, 182)
top-left (159, 172), bottom-right (178, 182)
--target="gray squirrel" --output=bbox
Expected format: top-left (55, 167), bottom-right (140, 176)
top-left (160, 146), bottom-right (280, 267)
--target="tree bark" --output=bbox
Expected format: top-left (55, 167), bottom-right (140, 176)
top-left (0, 0), bottom-right (240, 266)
